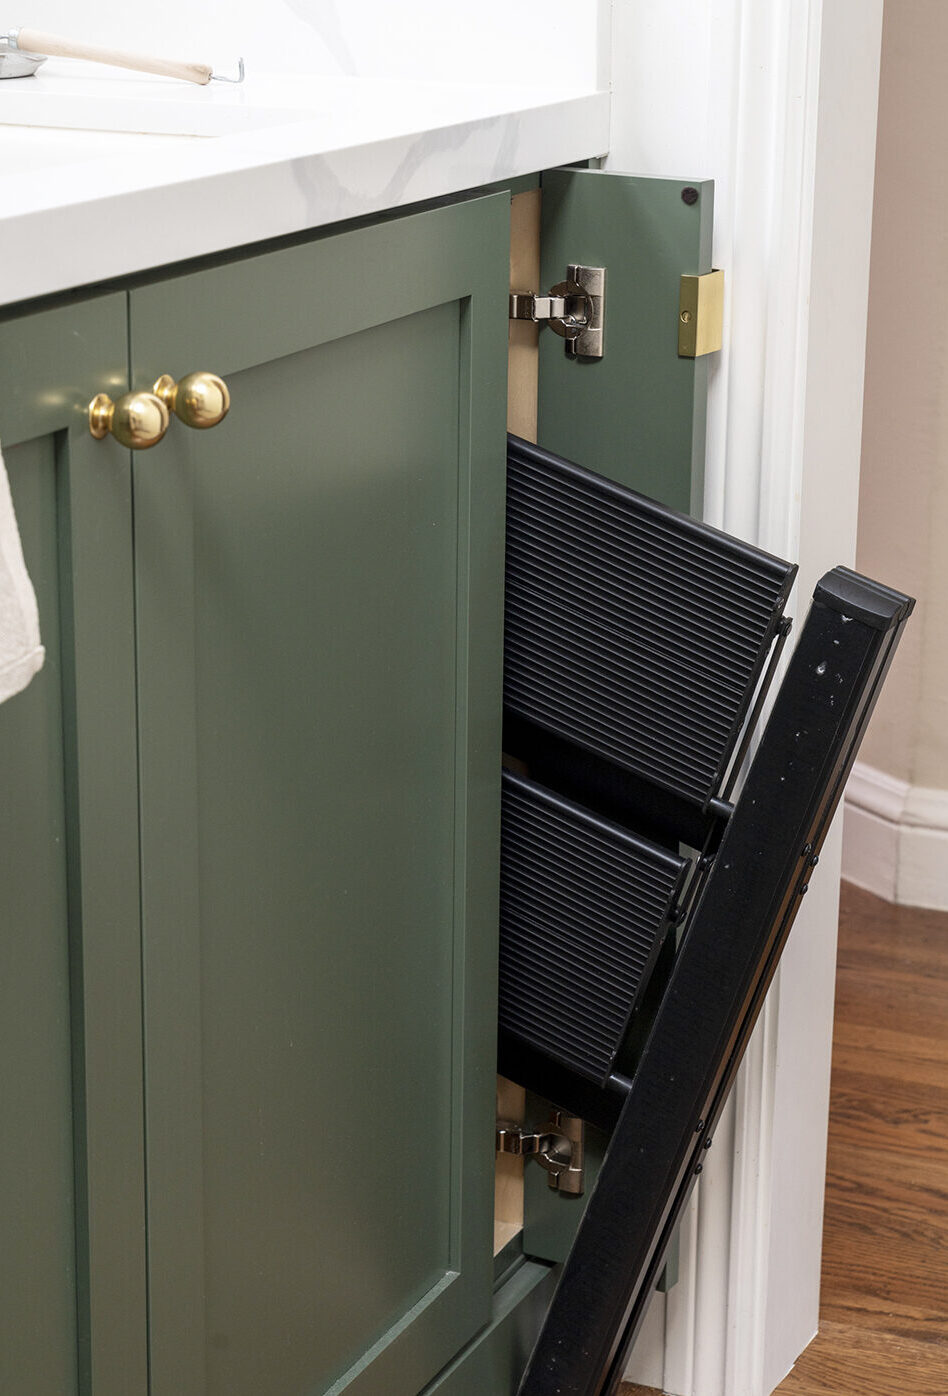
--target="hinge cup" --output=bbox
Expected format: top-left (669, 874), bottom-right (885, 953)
top-left (563, 264), bottom-right (605, 359)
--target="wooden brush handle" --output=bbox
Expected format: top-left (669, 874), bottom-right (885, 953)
top-left (14, 28), bottom-right (213, 85)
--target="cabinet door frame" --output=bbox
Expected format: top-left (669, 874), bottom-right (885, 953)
top-left (129, 192), bottom-right (510, 1395)
top-left (0, 296), bottom-right (148, 1394)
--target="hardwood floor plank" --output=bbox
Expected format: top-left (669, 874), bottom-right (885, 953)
top-left (831, 1024), bottom-right (948, 1092)
top-left (831, 971), bottom-right (948, 1040)
top-left (818, 1290), bottom-right (948, 1344)
top-left (837, 884), bottom-right (948, 967)
top-left (827, 1096), bottom-right (948, 1163)
top-left (777, 1320), bottom-right (948, 1395)
top-left (776, 884), bottom-right (948, 1395)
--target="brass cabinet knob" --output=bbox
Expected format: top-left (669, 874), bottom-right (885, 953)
top-left (88, 390), bottom-right (170, 450)
top-left (154, 371), bottom-right (230, 429)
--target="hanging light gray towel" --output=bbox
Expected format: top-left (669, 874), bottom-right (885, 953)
top-left (0, 442), bottom-right (43, 704)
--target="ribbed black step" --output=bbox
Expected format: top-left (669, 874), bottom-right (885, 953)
top-left (499, 770), bottom-right (687, 1086)
top-left (504, 437), bottom-right (797, 806)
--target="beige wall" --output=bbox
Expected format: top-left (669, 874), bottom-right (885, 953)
top-left (857, 0), bottom-right (948, 787)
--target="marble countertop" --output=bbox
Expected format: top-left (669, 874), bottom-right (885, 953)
top-left (0, 62), bottom-right (610, 309)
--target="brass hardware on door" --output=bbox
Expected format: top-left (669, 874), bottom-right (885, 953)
top-left (678, 270), bottom-right (725, 357)
top-left (88, 389), bottom-right (170, 450)
top-left (154, 371), bottom-right (231, 429)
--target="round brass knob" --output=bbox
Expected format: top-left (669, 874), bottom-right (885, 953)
top-left (88, 390), bottom-right (170, 450)
top-left (154, 371), bottom-right (230, 430)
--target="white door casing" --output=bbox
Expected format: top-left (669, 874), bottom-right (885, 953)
top-left (605, 3), bottom-right (884, 1393)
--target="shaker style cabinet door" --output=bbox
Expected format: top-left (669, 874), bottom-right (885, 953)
top-left (128, 194), bottom-right (510, 1396)
top-left (0, 299), bottom-right (148, 1395)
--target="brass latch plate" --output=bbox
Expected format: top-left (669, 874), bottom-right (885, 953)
top-left (678, 269), bottom-right (724, 358)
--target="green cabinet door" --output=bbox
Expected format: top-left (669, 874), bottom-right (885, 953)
top-left (0, 299), bottom-right (148, 1394)
top-left (538, 167), bottom-right (714, 514)
top-left (128, 194), bottom-right (510, 1395)
top-left (521, 167), bottom-right (716, 1275)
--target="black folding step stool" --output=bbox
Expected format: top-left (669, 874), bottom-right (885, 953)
top-left (499, 435), bottom-right (914, 1396)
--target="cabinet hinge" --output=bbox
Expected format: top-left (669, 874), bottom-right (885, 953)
top-left (678, 269), bottom-right (725, 358)
top-left (509, 263), bottom-right (605, 359)
top-left (496, 1109), bottom-right (585, 1195)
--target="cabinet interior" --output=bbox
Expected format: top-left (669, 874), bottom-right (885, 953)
top-left (493, 188), bottom-right (541, 1256)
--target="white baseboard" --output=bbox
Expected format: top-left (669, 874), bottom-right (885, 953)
top-left (843, 761), bottom-right (948, 909)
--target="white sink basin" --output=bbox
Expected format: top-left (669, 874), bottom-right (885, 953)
top-left (0, 63), bottom-right (321, 137)
top-left (0, 124), bottom-right (198, 174)
top-left (0, 62), bottom-right (570, 142)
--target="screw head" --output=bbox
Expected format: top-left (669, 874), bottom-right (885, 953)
top-left (695, 1162), bottom-right (704, 1174)
top-left (681, 186), bottom-right (699, 205)
top-left (695, 1120), bottom-right (705, 1133)
top-left (680, 309), bottom-right (693, 324)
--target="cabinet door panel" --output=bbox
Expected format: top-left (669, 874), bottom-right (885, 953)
top-left (537, 167), bottom-right (714, 514)
top-left (521, 167), bottom-right (716, 1274)
top-left (0, 299), bottom-right (147, 1395)
top-left (131, 195), bottom-right (509, 1395)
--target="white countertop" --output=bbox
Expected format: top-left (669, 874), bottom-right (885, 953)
top-left (0, 62), bottom-right (610, 309)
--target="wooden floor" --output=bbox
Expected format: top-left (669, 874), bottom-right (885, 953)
top-left (621, 882), bottom-right (948, 1396)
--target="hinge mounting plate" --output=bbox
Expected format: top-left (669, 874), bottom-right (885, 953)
top-left (496, 1109), bottom-right (585, 1194)
top-left (678, 269), bottom-right (724, 358)
top-left (510, 264), bottom-right (606, 360)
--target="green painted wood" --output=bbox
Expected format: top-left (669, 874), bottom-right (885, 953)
top-left (422, 1261), bottom-right (558, 1396)
top-left (537, 167), bottom-right (714, 514)
top-left (129, 193), bottom-right (510, 1395)
top-left (0, 434), bottom-right (78, 1396)
top-left (0, 298), bottom-right (148, 1394)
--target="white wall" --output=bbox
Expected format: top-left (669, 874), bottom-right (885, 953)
top-left (3, 1), bottom-right (609, 88)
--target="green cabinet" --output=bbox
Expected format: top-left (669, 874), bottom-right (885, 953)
top-left (1, 192), bottom-right (511, 1396)
top-left (0, 170), bottom-right (715, 1396)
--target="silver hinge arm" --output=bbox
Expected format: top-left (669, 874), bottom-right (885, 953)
top-left (496, 1109), bottom-right (585, 1195)
top-left (509, 264), bottom-right (606, 360)
top-left (510, 291), bottom-right (582, 324)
